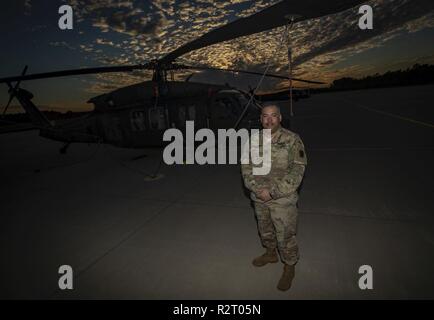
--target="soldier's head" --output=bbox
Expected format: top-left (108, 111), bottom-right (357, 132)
top-left (260, 104), bottom-right (282, 133)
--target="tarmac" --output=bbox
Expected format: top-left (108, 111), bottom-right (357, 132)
top-left (1, 84), bottom-right (433, 299)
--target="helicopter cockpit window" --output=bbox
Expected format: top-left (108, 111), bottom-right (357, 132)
top-left (214, 97), bottom-right (240, 119)
top-left (149, 107), bottom-right (166, 130)
top-left (237, 93), bottom-right (249, 108)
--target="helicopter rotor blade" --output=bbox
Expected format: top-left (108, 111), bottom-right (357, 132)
top-left (0, 64), bottom-right (154, 84)
top-left (0, 62), bottom-right (325, 88)
top-left (0, 1), bottom-right (366, 86)
top-left (159, 0), bottom-right (365, 64)
top-left (171, 64), bottom-right (325, 85)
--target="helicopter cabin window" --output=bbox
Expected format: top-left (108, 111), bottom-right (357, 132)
top-left (149, 107), bottom-right (166, 130)
top-left (130, 110), bottom-right (146, 131)
top-left (178, 106), bottom-right (186, 127)
top-left (188, 105), bottom-right (196, 120)
top-left (107, 98), bottom-right (115, 108)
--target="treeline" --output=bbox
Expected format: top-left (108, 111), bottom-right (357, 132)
top-left (314, 64), bottom-right (434, 92)
top-left (331, 63), bottom-right (434, 90)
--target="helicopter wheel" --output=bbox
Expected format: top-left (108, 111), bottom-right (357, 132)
top-left (59, 142), bottom-right (70, 154)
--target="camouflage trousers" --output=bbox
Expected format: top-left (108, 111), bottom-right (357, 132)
top-left (253, 194), bottom-right (299, 266)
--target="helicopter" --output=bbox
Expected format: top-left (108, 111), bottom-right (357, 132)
top-left (0, 0), bottom-right (364, 153)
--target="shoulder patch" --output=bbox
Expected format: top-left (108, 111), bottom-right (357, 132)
top-left (299, 149), bottom-right (305, 158)
top-left (293, 136), bottom-right (307, 165)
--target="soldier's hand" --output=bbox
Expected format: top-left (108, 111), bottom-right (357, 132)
top-left (257, 189), bottom-right (272, 202)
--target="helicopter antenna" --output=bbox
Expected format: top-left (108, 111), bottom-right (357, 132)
top-left (233, 20), bottom-right (294, 129)
top-left (284, 15), bottom-right (296, 127)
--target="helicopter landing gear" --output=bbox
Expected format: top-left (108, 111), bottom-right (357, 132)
top-left (59, 142), bottom-right (71, 154)
top-left (143, 149), bottom-right (165, 182)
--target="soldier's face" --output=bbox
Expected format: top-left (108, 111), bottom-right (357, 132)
top-left (261, 106), bottom-right (282, 133)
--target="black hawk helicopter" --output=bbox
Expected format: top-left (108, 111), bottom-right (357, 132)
top-left (0, 0), bottom-right (364, 152)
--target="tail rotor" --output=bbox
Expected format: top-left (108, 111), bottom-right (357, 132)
top-left (2, 65), bottom-right (28, 117)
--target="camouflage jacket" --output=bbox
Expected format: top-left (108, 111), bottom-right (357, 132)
top-left (241, 127), bottom-right (307, 200)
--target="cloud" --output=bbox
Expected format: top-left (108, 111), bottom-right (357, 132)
top-left (95, 38), bottom-right (114, 46)
top-left (65, 0), bottom-right (434, 91)
top-left (49, 41), bottom-right (76, 50)
top-left (291, 0), bottom-right (434, 66)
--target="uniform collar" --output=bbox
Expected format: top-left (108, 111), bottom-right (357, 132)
top-left (260, 126), bottom-right (283, 144)
top-left (271, 126), bottom-right (284, 143)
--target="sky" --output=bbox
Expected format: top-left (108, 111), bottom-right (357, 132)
top-left (0, 0), bottom-right (433, 112)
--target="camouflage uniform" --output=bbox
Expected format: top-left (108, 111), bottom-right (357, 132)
top-left (241, 127), bottom-right (307, 266)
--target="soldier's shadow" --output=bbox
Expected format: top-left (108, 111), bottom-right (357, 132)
top-left (239, 175), bottom-right (254, 206)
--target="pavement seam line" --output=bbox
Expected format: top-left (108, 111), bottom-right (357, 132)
top-left (47, 199), bottom-right (177, 299)
top-left (337, 97), bottom-right (434, 129)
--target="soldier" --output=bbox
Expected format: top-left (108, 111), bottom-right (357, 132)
top-left (241, 104), bottom-right (307, 291)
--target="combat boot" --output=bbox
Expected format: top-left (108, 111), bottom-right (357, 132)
top-left (252, 248), bottom-right (278, 267)
top-left (277, 264), bottom-right (295, 291)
